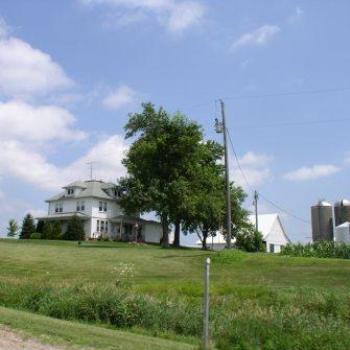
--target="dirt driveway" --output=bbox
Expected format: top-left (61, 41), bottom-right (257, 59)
top-left (0, 327), bottom-right (65, 350)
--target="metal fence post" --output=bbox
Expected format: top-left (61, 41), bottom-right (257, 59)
top-left (203, 257), bottom-right (211, 350)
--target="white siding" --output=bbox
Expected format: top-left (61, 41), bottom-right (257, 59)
top-left (264, 219), bottom-right (289, 253)
top-left (144, 223), bottom-right (162, 243)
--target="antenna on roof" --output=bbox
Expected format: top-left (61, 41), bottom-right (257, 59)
top-left (86, 161), bottom-right (97, 180)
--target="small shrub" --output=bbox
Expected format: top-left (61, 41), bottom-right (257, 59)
top-left (30, 232), bottom-right (41, 239)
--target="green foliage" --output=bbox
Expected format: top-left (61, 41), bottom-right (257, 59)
top-left (62, 216), bottom-right (85, 241)
top-left (235, 228), bottom-right (265, 252)
top-left (41, 221), bottom-right (52, 240)
top-left (119, 103), bottom-right (206, 248)
top-left (41, 221), bottom-right (62, 240)
top-left (30, 232), bottom-right (42, 239)
top-left (0, 306), bottom-right (194, 350)
top-left (4, 240), bottom-right (350, 349)
top-left (51, 221), bottom-right (62, 240)
top-left (7, 219), bottom-right (18, 237)
top-left (1, 282), bottom-right (350, 349)
top-left (281, 241), bottom-right (350, 259)
top-left (19, 214), bottom-right (35, 239)
top-left (36, 220), bottom-right (45, 234)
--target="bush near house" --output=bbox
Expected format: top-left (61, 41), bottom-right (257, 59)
top-left (62, 215), bottom-right (85, 241)
top-left (281, 241), bottom-right (350, 259)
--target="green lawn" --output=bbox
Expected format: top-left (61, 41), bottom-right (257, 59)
top-left (0, 306), bottom-right (195, 350)
top-left (1, 239), bottom-right (350, 349)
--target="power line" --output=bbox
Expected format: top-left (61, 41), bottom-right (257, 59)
top-left (222, 87), bottom-right (350, 101)
top-left (236, 117), bottom-right (350, 129)
top-left (226, 128), bottom-right (310, 225)
top-left (182, 86), bottom-right (350, 113)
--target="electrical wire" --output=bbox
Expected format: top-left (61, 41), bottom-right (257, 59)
top-left (235, 117), bottom-right (350, 129)
top-left (222, 87), bottom-right (350, 101)
top-left (226, 128), bottom-right (311, 225)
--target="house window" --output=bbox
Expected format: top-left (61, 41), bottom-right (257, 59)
top-left (77, 201), bottom-right (85, 211)
top-left (100, 220), bottom-right (105, 232)
top-left (55, 202), bottom-right (63, 213)
top-left (99, 201), bottom-right (107, 212)
top-left (97, 220), bottom-right (100, 232)
top-left (269, 244), bottom-right (275, 253)
top-left (67, 188), bottom-right (74, 195)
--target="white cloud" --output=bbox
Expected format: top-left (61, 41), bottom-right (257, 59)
top-left (0, 37), bottom-right (73, 98)
top-left (80, 0), bottom-right (205, 33)
top-left (284, 164), bottom-right (340, 181)
top-left (230, 151), bottom-right (273, 189)
top-left (0, 100), bottom-right (86, 142)
top-left (0, 135), bottom-right (128, 191)
top-left (62, 135), bottom-right (128, 184)
top-left (231, 25), bottom-right (280, 50)
top-left (102, 85), bottom-right (137, 110)
top-left (238, 152), bottom-right (273, 168)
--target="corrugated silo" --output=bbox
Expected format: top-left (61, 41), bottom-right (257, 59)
top-left (311, 200), bottom-right (334, 242)
top-left (334, 199), bottom-right (350, 226)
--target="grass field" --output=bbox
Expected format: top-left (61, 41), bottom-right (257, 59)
top-left (1, 239), bottom-right (350, 349)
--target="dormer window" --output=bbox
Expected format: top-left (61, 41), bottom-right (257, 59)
top-left (67, 188), bottom-right (74, 195)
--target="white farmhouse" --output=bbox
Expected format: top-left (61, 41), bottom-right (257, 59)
top-left (180, 213), bottom-right (290, 253)
top-left (37, 180), bottom-right (162, 243)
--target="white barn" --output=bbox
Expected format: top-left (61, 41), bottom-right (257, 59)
top-left (179, 213), bottom-right (290, 253)
top-left (37, 180), bottom-right (163, 243)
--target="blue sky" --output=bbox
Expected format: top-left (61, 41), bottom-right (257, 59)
top-left (0, 0), bottom-right (349, 241)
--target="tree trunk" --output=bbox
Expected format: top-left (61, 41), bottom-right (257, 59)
top-left (202, 230), bottom-right (208, 250)
top-left (173, 219), bottom-right (181, 248)
top-left (161, 215), bottom-right (169, 248)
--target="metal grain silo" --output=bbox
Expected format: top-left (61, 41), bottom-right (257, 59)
top-left (311, 200), bottom-right (334, 242)
top-left (334, 199), bottom-right (350, 226)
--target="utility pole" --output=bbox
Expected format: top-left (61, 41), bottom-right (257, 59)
top-left (202, 257), bottom-right (211, 350)
top-left (254, 190), bottom-right (259, 232)
top-left (215, 99), bottom-right (232, 248)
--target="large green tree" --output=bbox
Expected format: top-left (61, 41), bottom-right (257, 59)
top-left (119, 103), bottom-right (204, 248)
top-left (182, 141), bottom-right (225, 249)
top-left (19, 214), bottom-right (35, 239)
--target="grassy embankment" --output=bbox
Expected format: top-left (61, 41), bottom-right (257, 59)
top-left (2, 239), bottom-right (350, 349)
top-left (0, 306), bottom-right (194, 350)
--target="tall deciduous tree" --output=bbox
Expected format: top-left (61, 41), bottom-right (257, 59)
top-left (19, 214), bottom-right (35, 239)
top-left (182, 141), bottom-right (225, 249)
top-left (7, 219), bottom-right (19, 238)
top-left (119, 103), bottom-right (203, 248)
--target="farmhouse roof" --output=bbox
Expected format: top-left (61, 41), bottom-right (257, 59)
top-left (46, 180), bottom-right (117, 202)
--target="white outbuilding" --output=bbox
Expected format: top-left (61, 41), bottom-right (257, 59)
top-left (334, 222), bottom-right (350, 243)
top-left (179, 213), bottom-right (290, 253)
top-left (248, 214), bottom-right (290, 253)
